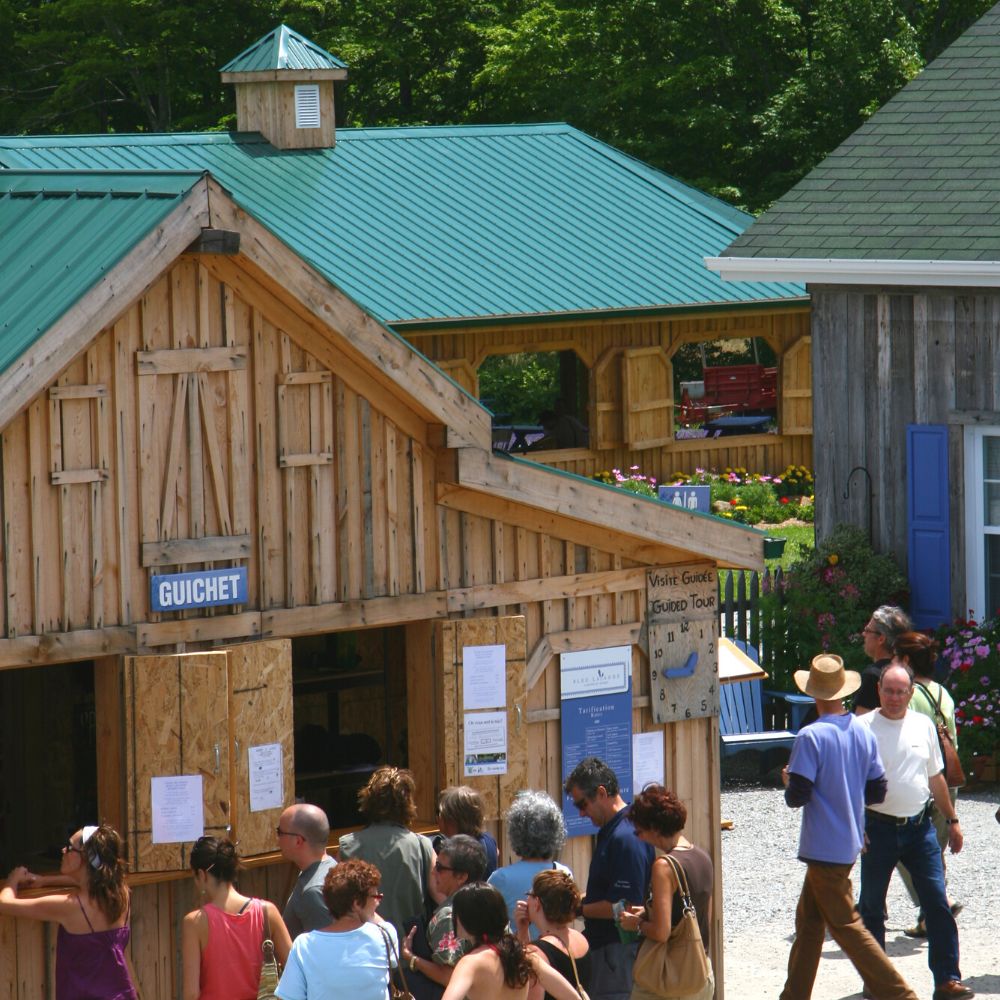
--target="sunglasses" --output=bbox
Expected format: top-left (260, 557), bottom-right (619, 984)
top-left (572, 797), bottom-right (590, 811)
top-left (64, 840), bottom-right (82, 854)
top-left (434, 862), bottom-right (455, 873)
top-left (368, 891), bottom-right (385, 900)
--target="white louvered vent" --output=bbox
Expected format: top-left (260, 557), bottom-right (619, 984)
top-left (294, 85), bottom-right (321, 129)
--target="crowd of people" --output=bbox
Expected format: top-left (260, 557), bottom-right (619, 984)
top-left (1, 599), bottom-right (980, 1000)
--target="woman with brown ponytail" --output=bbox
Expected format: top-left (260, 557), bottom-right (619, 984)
top-left (0, 822), bottom-right (138, 999)
top-left (182, 835), bottom-right (291, 1000)
top-left (442, 884), bottom-right (581, 1000)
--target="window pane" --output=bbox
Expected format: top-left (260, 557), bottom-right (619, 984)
top-left (985, 483), bottom-right (1000, 526)
top-left (987, 536), bottom-right (1000, 618)
top-left (985, 436), bottom-right (1000, 480)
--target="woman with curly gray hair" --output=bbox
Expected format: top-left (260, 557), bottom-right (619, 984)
top-left (487, 791), bottom-right (572, 941)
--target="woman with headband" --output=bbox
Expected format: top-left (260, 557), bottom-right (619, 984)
top-left (0, 822), bottom-right (138, 999)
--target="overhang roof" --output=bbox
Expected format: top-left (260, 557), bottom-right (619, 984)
top-left (0, 170), bottom-right (205, 374)
top-left (716, 1), bottom-right (1000, 267)
top-left (0, 125), bottom-right (805, 326)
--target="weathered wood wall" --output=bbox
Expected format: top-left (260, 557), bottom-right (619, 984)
top-left (405, 306), bottom-right (812, 480)
top-left (809, 285), bottom-right (992, 617)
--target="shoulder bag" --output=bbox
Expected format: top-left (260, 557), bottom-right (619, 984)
top-left (258, 901), bottom-right (281, 1000)
top-left (632, 855), bottom-right (710, 999)
top-left (567, 943), bottom-right (591, 1000)
top-left (915, 681), bottom-right (966, 788)
top-left (379, 924), bottom-right (415, 1000)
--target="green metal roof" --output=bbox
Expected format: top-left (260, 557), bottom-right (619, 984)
top-left (724, 2), bottom-right (1000, 261)
top-left (220, 24), bottom-right (347, 74)
top-left (0, 125), bottom-right (804, 326)
top-left (0, 171), bottom-right (203, 373)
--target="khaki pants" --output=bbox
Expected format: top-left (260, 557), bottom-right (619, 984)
top-left (779, 862), bottom-right (917, 1000)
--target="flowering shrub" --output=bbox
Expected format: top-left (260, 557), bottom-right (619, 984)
top-left (933, 618), bottom-right (1000, 768)
top-left (760, 524), bottom-right (909, 690)
top-left (593, 466), bottom-right (657, 497)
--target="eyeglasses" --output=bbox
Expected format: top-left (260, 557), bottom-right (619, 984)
top-left (275, 827), bottom-right (300, 839)
top-left (862, 627), bottom-right (880, 636)
top-left (434, 862), bottom-right (455, 873)
top-left (368, 891), bottom-right (385, 900)
top-left (63, 841), bottom-right (82, 854)
top-left (572, 797), bottom-right (590, 811)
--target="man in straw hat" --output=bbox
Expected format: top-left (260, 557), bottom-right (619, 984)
top-left (778, 653), bottom-right (918, 1000)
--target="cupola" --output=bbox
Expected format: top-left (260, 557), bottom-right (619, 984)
top-left (220, 25), bottom-right (348, 150)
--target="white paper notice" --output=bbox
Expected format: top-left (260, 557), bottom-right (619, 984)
top-left (632, 731), bottom-right (665, 793)
top-left (248, 742), bottom-right (284, 812)
top-left (151, 774), bottom-right (204, 844)
top-left (464, 710), bottom-right (508, 776)
top-left (463, 644), bottom-right (507, 710)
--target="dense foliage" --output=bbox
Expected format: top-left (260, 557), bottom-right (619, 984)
top-left (0, 0), bottom-right (992, 210)
top-left (760, 524), bottom-right (909, 689)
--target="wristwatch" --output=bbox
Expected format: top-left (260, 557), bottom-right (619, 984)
top-left (945, 817), bottom-right (960, 825)
top-left (410, 956), bottom-right (419, 971)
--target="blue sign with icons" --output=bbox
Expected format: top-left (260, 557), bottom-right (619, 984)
top-left (658, 484), bottom-right (711, 513)
top-left (560, 646), bottom-right (634, 838)
top-left (151, 566), bottom-right (248, 612)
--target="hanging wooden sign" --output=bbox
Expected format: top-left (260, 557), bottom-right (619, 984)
top-left (647, 564), bottom-right (719, 723)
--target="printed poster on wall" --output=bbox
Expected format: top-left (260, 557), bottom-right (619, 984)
top-left (151, 774), bottom-right (204, 844)
top-left (464, 710), bottom-right (508, 776)
top-left (560, 645), bottom-right (633, 838)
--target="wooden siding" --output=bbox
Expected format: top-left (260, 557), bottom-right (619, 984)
top-left (808, 285), bottom-right (1000, 618)
top-left (404, 307), bottom-right (812, 482)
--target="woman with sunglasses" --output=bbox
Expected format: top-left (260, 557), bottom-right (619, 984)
top-left (181, 836), bottom-right (292, 1000)
top-left (277, 859), bottom-right (399, 1000)
top-left (0, 822), bottom-right (138, 999)
top-left (442, 884), bottom-right (582, 1000)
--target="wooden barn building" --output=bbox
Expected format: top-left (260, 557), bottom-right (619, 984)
top-left (709, 0), bottom-right (1000, 628)
top-left (0, 97), bottom-right (767, 999)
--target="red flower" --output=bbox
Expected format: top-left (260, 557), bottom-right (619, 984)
top-left (956, 709), bottom-right (965, 719)
top-left (960, 661), bottom-right (973, 672)
top-left (972, 715), bottom-right (985, 725)
top-left (780, 496), bottom-right (790, 505)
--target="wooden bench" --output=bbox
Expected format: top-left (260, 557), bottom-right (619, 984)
top-left (720, 678), bottom-right (797, 759)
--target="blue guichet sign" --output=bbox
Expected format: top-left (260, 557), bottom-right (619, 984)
top-left (151, 567), bottom-right (248, 612)
top-left (658, 484), bottom-right (711, 513)
top-left (560, 646), bottom-right (634, 839)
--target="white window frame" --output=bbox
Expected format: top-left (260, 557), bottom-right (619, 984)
top-left (963, 424), bottom-right (1000, 621)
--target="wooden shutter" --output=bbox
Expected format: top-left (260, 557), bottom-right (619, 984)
top-left (591, 348), bottom-right (624, 449)
top-left (780, 335), bottom-right (812, 435)
top-left (622, 347), bottom-right (673, 449)
top-left (228, 639), bottom-right (295, 856)
top-left (437, 616), bottom-right (527, 822)
top-left (137, 347), bottom-right (251, 568)
top-left (124, 651), bottom-right (231, 872)
top-left (907, 424), bottom-right (952, 629)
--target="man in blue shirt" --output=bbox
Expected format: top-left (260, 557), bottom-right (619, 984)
top-left (779, 654), bottom-right (917, 1000)
top-left (564, 756), bottom-right (653, 1000)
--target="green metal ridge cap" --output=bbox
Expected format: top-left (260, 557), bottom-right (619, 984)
top-left (0, 132), bottom-right (265, 150)
top-left (0, 169), bottom-right (207, 196)
top-left (220, 24), bottom-right (347, 73)
top-left (338, 122), bottom-right (575, 140)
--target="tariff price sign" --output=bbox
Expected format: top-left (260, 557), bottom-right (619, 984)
top-left (647, 565), bottom-right (719, 724)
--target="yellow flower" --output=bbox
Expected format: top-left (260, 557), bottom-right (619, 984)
top-left (735, 505), bottom-right (748, 511)
top-left (828, 554), bottom-right (839, 566)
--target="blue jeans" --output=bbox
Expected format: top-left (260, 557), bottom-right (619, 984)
top-left (859, 812), bottom-right (960, 986)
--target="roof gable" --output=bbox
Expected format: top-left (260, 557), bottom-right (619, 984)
top-left (0, 124), bottom-right (804, 324)
top-left (722, 2), bottom-right (1000, 263)
top-left (220, 24), bottom-right (347, 74)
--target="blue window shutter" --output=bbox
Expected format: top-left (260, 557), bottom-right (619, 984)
top-left (906, 424), bottom-right (951, 629)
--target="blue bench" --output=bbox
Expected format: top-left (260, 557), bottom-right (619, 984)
top-left (720, 679), bottom-right (798, 758)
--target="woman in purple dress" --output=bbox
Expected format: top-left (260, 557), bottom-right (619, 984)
top-left (1, 822), bottom-right (138, 1000)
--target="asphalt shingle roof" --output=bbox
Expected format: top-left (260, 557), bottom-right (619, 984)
top-left (0, 125), bottom-right (804, 325)
top-left (724, 1), bottom-right (1000, 261)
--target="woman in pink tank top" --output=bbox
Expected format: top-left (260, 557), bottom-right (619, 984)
top-left (181, 835), bottom-right (292, 1000)
top-left (0, 822), bottom-right (138, 1000)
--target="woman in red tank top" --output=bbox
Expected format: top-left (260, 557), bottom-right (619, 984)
top-left (181, 836), bottom-right (292, 1000)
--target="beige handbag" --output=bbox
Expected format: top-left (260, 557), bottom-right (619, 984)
top-left (257, 902), bottom-right (280, 1000)
top-left (632, 855), bottom-right (710, 999)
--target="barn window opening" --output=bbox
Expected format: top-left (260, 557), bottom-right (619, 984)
top-left (480, 349), bottom-right (589, 453)
top-left (672, 337), bottom-right (777, 439)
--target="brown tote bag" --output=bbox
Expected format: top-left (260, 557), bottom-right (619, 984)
top-left (632, 855), bottom-right (710, 999)
top-left (915, 682), bottom-right (966, 789)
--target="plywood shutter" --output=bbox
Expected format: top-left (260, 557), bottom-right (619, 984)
top-left (591, 349), bottom-right (624, 448)
top-left (228, 639), bottom-right (295, 855)
top-left (438, 616), bottom-right (527, 822)
top-left (124, 651), bottom-right (231, 872)
top-left (780, 335), bottom-right (812, 435)
top-left (622, 347), bottom-right (673, 449)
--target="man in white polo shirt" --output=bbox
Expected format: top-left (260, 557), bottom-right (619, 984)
top-left (857, 661), bottom-right (972, 1000)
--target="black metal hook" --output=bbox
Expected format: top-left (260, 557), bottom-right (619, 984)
top-left (844, 465), bottom-right (874, 545)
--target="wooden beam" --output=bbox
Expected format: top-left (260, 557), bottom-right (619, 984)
top-left (204, 179), bottom-right (492, 450)
top-left (526, 693), bottom-right (650, 724)
top-left (136, 347), bottom-right (247, 375)
top-left (450, 450), bottom-right (764, 570)
top-left (525, 622), bottom-right (644, 691)
top-left (137, 612), bottom-right (261, 649)
top-left (0, 626), bottom-right (138, 670)
top-left (262, 592), bottom-right (450, 637)
top-left (141, 534), bottom-right (252, 568)
top-left (447, 566), bottom-right (647, 611)
top-left (0, 178), bottom-right (211, 434)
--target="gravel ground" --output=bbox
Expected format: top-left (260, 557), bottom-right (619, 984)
top-left (720, 769), bottom-right (1000, 999)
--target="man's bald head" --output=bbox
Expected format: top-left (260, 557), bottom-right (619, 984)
top-left (287, 803), bottom-right (330, 847)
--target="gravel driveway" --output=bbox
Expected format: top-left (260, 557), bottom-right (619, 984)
top-left (721, 776), bottom-right (1000, 999)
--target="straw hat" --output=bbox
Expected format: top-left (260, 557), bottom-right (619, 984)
top-left (793, 653), bottom-right (861, 701)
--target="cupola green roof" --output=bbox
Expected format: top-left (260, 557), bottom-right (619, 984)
top-left (220, 24), bottom-right (346, 75)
